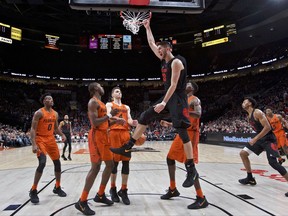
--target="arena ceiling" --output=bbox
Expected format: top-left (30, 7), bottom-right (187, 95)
top-left (0, 0), bottom-right (288, 78)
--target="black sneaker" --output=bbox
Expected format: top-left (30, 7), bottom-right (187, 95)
top-left (53, 186), bottom-right (67, 197)
top-left (109, 187), bottom-right (120, 202)
top-left (118, 189), bottom-right (130, 205)
top-left (285, 192), bottom-right (288, 197)
top-left (187, 196), bottom-right (209, 209)
top-left (110, 143), bottom-right (132, 158)
top-left (61, 155), bottom-right (67, 161)
top-left (29, 189), bottom-right (39, 204)
top-left (238, 177), bottom-right (257, 185)
top-left (182, 165), bottom-right (199, 188)
top-left (278, 158), bottom-right (285, 165)
top-left (93, 193), bottom-right (114, 205)
top-left (160, 187), bottom-right (180, 200)
top-left (68, 155), bottom-right (72, 161)
top-left (75, 199), bottom-right (95, 215)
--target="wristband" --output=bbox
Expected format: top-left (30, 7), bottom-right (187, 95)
top-left (160, 101), bottom-right (166, 106)
top-left (107, 113), bottom-right (112, 118)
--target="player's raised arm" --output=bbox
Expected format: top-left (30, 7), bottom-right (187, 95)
top-left (143, 17), bottom-right (162, 59)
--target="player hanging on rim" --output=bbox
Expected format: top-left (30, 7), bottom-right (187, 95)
top-left (110, 15), bottom-right (199, 188)
top-left (160, 81), bottom-right (208, 209)
top-left (239, 97), bottom-right (288, 197)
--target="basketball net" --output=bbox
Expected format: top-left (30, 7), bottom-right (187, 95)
top-left (120, 11), bottom-right (151, 35)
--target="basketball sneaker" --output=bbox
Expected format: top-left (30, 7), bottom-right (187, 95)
top-left (278, 157), bottom-right (285, 165)
top-left (75, 199), bottom-right (95, 215)
top-left (93, 193), bottom-right (114, 205)
top-left (68, 155), bottom-right (72, 161)
top-left (182, 164), bottom-right (199, 188)
top-left (53, 186), bottom-right (67, 197)
top-left (61, 155), bottom-right (67, 161)
top-left (187, 196), bottom-right (209, 209)
top-left (29, 189), bottom-right (39, 204)
top-left (110, 143), bottom-right (133, 158)
top-left (285, 192), bottom-right (288, 197)
top-left (238, 177), bottom-right (257, 185)
top-left (109, 187), bottom-right (120, 202)
top-left (118, 189), bottom-right (130, 205)
top-left (160, 187), bottom-right (180, 200)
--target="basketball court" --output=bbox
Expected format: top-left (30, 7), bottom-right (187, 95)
top-left (1, 1), bottom-right (287, 216)
top-left (0, 141), bottom-right (287, 216)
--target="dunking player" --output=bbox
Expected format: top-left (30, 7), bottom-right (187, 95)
top-left (75, 82), bottom-right (119, 215)
top-left (110, 17), bottom-right (198, 188)
top-left (160, 81), bottom-right (208, 209)
top-left (265, 108), bottom-right (288, 163)
top-left (29, 93), bottom-right (67, 204)
top-left (59, 115), bottom-right (73, 161)
top-left (106, 87), bottom-right (138, 205)
top-left (239, 97), bottom-right (288, 197)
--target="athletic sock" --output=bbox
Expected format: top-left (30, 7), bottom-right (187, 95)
top-left (31, 184), bottom-right (37, 190)
top-left (247, 172), bottom-right (253, 179)
top-left (111, 183), bottom-right (116, 188)
top-left (98, 184), bottom-right (106, 196)
top-left (196, 189), bottom-right (204, 198)
top-left (80, 190), bottom-right (89, 202)
top-left (121, 184), bottom-right (127, 190)
top-left (56, 180), bottom-right (61, 188)
top-left (170, 180), bottom-right (176, 190)
top-left (185, 159), bottom-right (195, 167)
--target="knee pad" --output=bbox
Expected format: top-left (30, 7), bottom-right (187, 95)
top-left (166, 157), bottom-right (175, 166)
top-left (36, 154), bottom-right (46, 173)
top-left (112, 162), bottom-right (119, 174)
top-left (268, 156), bottom-right (287, 176)
top-left (177, 128), bottom-right (190, 143)
top-left (138, 107), bottom-right (155, 126)
top-left (121, 161), bottom-right (130, 175)
top-left (53, 159), bottom-right (61, 173)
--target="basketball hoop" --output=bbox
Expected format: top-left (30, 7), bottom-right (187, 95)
top-left (120, 11), bottom-right (151, 35)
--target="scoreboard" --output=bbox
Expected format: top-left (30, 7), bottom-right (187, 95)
top-left (98, 34), bottom-right (122, 50)
top-left (0, 22), bottom-right (22, 44)
top-left (194, 23), bottom-right (237, 47)
top-left (87, 34), bottom-right (132, 50)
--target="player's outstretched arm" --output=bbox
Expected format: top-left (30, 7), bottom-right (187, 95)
top-left (143, 18), bottom-right (161, 59)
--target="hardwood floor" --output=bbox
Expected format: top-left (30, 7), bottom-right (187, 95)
top-left (0, 141), bottom-right (287, 216)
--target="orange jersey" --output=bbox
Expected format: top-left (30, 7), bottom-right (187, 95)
top-left (36, 108), bottom-right (56, 136)
top-left (89, 97), bottom-right (108, 131)
top-left (267, 114), bottom-right (284, 133)
top-left (187, 95), bottom-right (200, 131)
top-left (110, 102), bottom-right (129, 130)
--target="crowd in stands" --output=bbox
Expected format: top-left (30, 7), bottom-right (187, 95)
top-left (0, 123), bottom-right (31, 149)
top-left (0, 65), bottom-right (288, 148)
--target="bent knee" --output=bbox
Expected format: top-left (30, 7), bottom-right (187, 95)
top-left (240, 150), bottom-right (249, 158)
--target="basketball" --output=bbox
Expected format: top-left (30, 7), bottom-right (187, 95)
top-left (135, 134), bottom-right (147, 146)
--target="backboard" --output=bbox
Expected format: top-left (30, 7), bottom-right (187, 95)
top-left (69, 0), bottom-right (205, 14)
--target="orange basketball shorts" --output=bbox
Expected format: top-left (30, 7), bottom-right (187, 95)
top-left (274, 130), bottom-right (288, 148)
top-left (36, 135), bottom-right (60, 160)
top-left (88, 129), bottom-right (113, 163)
top-left (167, 130), bottom-right (199, 164)
top-left (109, 129), bottom-right (130, 162)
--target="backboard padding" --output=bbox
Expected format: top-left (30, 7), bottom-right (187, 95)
top-left (69, 0), bottom-right (205, 14)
